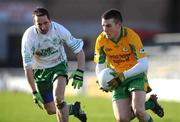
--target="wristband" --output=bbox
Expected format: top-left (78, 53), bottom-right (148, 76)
top-left (32, 91), bottom-right (37, 94)
top-left (77, 69), bottom-right (84, 73)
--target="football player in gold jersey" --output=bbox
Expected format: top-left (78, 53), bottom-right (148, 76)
top-left (94, 9), bottom-right (164, 122)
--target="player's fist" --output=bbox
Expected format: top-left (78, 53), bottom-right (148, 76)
top-left (110, 72), bottom-right (125, 82)
top-left (107, 78), bottom-right (121, 89)
top-left (69, 69), bottom-right (84, 89)
top-left (32, 91), bottom-right (44, 109)
top-left (107, 72), bottom-right (125, 89)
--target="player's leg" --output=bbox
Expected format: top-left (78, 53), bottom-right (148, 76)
top-left (130, 94), bottom-right (164, 120)
top-left (131, 91), bottom-right (153, 122)
top-left (143, 77), bottom-right (164, 117)
top-left (43, 102), bottom-right (56, 114)
top-left (37, 82), bottom-right (86, 122)
top-left (53, 76), bottom-right (68, 122)
top-left (53, 75), bottom-right (87, 122)
top-left (112, 98), bottom-right (132, 122)
top-left (35, 78), bottom-right (56, 114)
top-left (53, 62), bottom-right (87, 122)
top-left (68, 101), bottom-right (87, 122)
top-left (126, 74), bottom-right (153, 121)
top-left (112, 87), bottom-right (132, 122)
top-left (145, 94), bottom-right (164, 117)
top-left (34, 63), bottom-right (86, 121)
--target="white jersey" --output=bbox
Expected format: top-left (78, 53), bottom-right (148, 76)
top-left (21, 21), bottom-right (83, 69)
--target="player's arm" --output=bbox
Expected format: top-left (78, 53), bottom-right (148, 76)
top-left (95, 63), bottom-right (106, 79)
top-left (76, 49), bottom-right (85, 72)
top-left (24, 68), bottom-right (36, 92)
top-left (22, 55), bottom-right (44, 109)
top-left (94, 35), bottom-right (107, 75)
top-left (123, 57), bottom-right (148, 78)
top-left (21, 31), bottom-right (43, 109)
top-left (60, 25), bottom-right (85, 89)
top-left (24, 68), bottom-right (44, 109)
top-left (69, 49), bottom-right (85, 89)
top-left (21, 30), bottom-right (36, 92)
top-left (108, 57), bottom-right (148, 90)
top-left (123, 29), bottom-right (148, 79)
top-left (94, 38), bottom-right (108, 91)
top-left (23, 62), bottom-right (44, 108)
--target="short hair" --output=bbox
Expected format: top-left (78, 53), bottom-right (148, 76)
top-left (32, 7), bottom-right (50, 20)
top-left (101, 9), bottom-right (123, 23)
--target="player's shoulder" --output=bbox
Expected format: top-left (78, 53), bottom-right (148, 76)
top-left (51, 21), bottom-right (67, 31)
top-left (96, 32), bottom-right (106, 41)
top-left (125, 26), bottom-right (139, 36)
top-left (124, 27), bottom-right (143, 46)
top-left (23, 25), bottom-right (36, 37)
top-left (51, 21), bottom-right (70, 35)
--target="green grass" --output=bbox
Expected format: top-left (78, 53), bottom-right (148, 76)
top-left (0, 91), bottom-right (180, 122)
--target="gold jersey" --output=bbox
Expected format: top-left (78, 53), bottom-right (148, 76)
top-left (94, 26), bottom-right (147, 72)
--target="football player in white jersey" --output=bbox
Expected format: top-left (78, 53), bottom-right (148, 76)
top-left (21, 8), bottom-right (86, 122)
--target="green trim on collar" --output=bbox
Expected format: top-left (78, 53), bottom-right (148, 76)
top-left (103, 27), bottom-right (127, 44)
top-left (103, 32), bottom-right (106, 38)
top-left (114, 26), bottom-right (127, 44)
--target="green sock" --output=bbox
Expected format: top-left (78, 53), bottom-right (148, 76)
top-left (148, 116), bottom-right (153, 122)
top-left (145, 100), bottom-right (155, 110)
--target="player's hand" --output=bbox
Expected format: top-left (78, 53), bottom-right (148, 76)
top-left (107, 72), bottom-right (125, 89)
top-left (69, 69), bottom-right (84, 89)
top-left (110, 72), bottom-right (125, 82)
top-left (96, 80), bottom-right (109, 93)
top-left (107, 78), bottom-right (121, 90)
top-left (32, 91), bottom-right (44, 109)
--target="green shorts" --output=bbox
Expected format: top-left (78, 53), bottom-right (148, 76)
top-left (33, 61), bottom-right (68, 103)
top-left (112, 73), bottom-right (151, 101)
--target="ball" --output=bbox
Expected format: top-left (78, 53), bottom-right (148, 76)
top-left (97, 68), bottom-right (114, 91)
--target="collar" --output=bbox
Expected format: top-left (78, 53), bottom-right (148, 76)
top-left (103, 26), bottom-right (127, 44)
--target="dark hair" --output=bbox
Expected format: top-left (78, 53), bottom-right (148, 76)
top-left (101, 9), bottom-right (123, 23)
top-left (32, 7), bottom-right (50, 20)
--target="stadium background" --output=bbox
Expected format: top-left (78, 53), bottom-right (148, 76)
top-left (0, 0), bottom-right (180, 121)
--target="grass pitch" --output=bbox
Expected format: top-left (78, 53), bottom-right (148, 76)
top-left (0, 91), bottom-right (180, 122)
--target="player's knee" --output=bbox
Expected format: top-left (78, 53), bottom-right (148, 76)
top-left (133, 108), bottom-right (145, 119)
top-left (46, 109), bottom-right (56, 115)
top-left (44, 107), bottom-right (56, 115)
top-left (43, 102), bottom-right (56, 115)
top-left (55, 98), bottom-right (67, 110)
